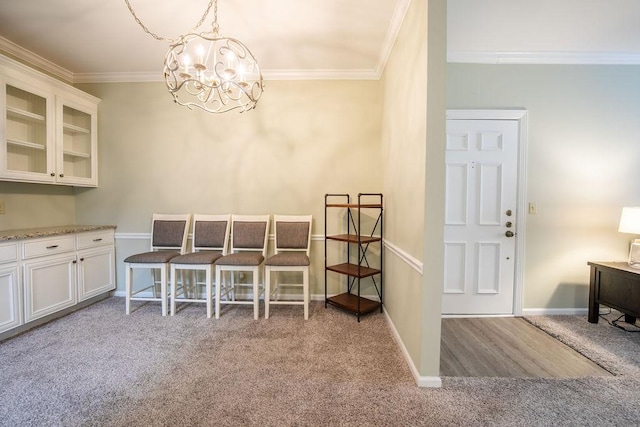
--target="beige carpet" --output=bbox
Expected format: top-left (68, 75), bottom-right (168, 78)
top-left (1, 297), bottom-right (639, 426)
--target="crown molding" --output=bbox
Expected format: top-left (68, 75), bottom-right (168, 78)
top-left (75, 68), bottom-right (381, 83)
top-left (0, 36), bottom-right (74, 82)
top-left (74, 71), bottom-right (165, 84)
top-left (262, 68), bottom-right (379, 80)
top-left (374, 0), bottom-right (412, 79)
top-left (448, 50), bottom-right (640, 65)
top-left (0, 35), bottom-right (382, 83)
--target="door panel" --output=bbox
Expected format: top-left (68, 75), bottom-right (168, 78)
top-left (443, 119), bottom-right (519, 315)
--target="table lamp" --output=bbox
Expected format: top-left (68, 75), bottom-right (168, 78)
top-left (618, 207), bottom-right (640, 268)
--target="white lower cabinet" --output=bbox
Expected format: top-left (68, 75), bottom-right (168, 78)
top-left (0, 242), bottom-right (20, 334)
top-left (0, 227), bottom-right (115, 337)
top-left (77, 246), bottom-right (115, 302)
top-left (23, 252), bottom-right (77, 322)
top-left (0, 263), bottom-right (21, 333)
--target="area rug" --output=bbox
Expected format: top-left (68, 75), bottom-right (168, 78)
top-left (524, 310), bottom-right (640, 377)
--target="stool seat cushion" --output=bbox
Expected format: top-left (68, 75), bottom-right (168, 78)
top-left (216, 252), bottom-right (264, 266)
top-left (265, 253), bottom-right (310, 267)
top-left (125, 251), bottom-right (180, 264)
top-left (170, 252), bottom-right (223, 265)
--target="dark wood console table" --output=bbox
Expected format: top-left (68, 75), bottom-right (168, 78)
top-left (588, 261), bottom-right (640, 324)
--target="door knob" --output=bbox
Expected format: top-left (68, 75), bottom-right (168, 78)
top-left (505, 231), bottom-right (514, 238)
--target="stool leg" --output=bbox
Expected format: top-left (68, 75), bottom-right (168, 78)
top-left (206, 265), bottom-right (213, 319)
top-left (303, 267), bottom-right (309, 320)
top-left (253, 268), bottom-right (259, 320)
top-left (160, 264), bottom-right (168, 317)
top-left (265, 266), bottom-right (271, 319)
top-left (125, 264), bottom-right (132, 315)
top-left (170, 265), bottom-right (177, 316)
top-left (215, 267), bottom-right (222, 319)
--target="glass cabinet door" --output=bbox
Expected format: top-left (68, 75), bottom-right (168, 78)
top-left (56, 99), bottom-right (97, 186)
top-left (1, 79), bottom-right (55, 182)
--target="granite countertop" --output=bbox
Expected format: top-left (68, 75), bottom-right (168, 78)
top-left (0, 225), bottom-right (117, 242)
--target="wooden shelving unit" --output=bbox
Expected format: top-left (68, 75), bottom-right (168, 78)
top-left (324, 193), bottom-right (383, 321)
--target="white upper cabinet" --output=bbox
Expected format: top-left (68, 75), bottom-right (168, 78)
top-left (1, 76), bottom-right (56, 183)
top-left (56, 95), bottom-right (98, 186)
top-left (0, 55), bottom-right (100, 187)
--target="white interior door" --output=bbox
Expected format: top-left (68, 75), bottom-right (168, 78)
top-left (442, 119), bottom-right (519, 315)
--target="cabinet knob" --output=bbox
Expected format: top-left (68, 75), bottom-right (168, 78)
top-left (50, 172), bottom-right (55, 177)
top-left (80, 258), bottom-right (85, 262)
top-left (59, 173), bottom-right (64, 178)
top-left (73, 260), bottom-right (77, 264)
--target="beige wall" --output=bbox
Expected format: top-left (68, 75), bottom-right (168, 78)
top-left (380, 0), bottom-right (428, 370)
top-left (447, 64), bottom-right (640, 310)
top-left (74, 79), bottom-right (383, 294)
top-left (421, 0), bottom-right (446, 378)
top-left (380, 0), bottom-right (446, 379)
top-left (0, 182), bottom-right (76, 229)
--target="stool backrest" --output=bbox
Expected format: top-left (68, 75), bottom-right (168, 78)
top-left (150, 213), bottom-right (191, 254)
top-left (273, 215), bottom-right (312, 256)
top-left (192, 214), bottom-right (231, 255)
top-left (230, 214), bottom-right (270, 257)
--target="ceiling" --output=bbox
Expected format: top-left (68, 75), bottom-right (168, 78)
top-left (0, 0), bottom-right (639, 84)
top-left (0, 0), bottom-right (410, 82)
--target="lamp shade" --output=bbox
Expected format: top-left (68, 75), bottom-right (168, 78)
top-left (618, 207), bottom-right (640, 234)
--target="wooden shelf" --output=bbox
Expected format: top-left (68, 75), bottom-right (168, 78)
top-left (6, 106), bottom-right (45, 123)
top-left (63, 122), bottom-right (90, 134)
top-left (326, 234), bottom-right (381, 244)
top-left (326, 293), bottom-right (381, 316)
top-left (7, 139), bottom-right (46, 150)
top-left (63, 150), bottom-right (91, 159)
top-left (325, 203), bottom-right (382, 209)
top-left (327, 263), bottom-right (380, 278)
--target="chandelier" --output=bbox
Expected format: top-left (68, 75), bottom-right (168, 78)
top-left (125, 0), bottom-right (263, 113)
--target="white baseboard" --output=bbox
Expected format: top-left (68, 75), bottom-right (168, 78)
top-left (522, 308), bottom-right (589, 316)
top-left (383, 309), bottom-right (442, 388)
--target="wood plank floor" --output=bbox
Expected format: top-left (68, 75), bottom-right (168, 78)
top-left (440, 317), bottom-right (612, 378)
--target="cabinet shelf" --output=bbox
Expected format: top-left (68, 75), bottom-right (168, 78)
top-left (7, 138), bottom-right (46, 150)
top-left (63, 150), bottom-right (91, 159)
top-left (6, 106), bottom-right (45, 123)
top-left (324, 193), bottom-right (384, 321)
top-left (63, 122), bottom-right (90, 135)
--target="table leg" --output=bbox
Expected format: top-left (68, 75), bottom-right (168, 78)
top-left (588, 265), bottom-right (599, 324)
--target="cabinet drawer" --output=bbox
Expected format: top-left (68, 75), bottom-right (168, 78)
top-left (23, 236), bottom-right (75, 259)
top-left (0, 243), bottom-right (18, 264)
top-left (77, 230), bottom-right (114, 250)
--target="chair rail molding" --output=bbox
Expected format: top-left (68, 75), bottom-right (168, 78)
top-left (383, 239), bottom-right (423, 275)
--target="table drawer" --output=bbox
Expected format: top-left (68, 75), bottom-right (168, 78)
top-left (77, 230), bottom-right (114, 250)
top-left (0, 243), bottom-right (18, 264)
top-left (23, 236), bottom-right (76, 259)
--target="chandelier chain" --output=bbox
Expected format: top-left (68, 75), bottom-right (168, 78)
top-left (212, 0), bottom-right (220, 33)
top-left (124, 0), bottom-right (215, 42)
